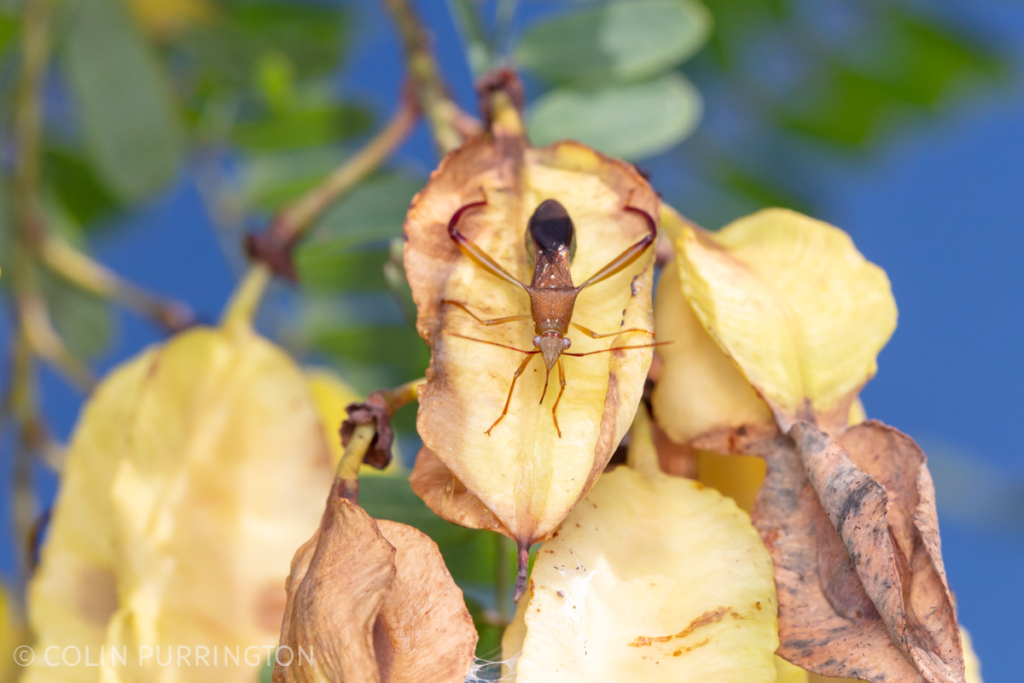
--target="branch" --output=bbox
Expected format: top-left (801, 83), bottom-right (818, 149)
top-left (245, 96), bottom-right (419, 281)
top-left (17, 289), bottom-right (95, 392)
top-left (40, 237), bottom-right (195, 332)
top-left (382, 0), bottom-right (465, 154)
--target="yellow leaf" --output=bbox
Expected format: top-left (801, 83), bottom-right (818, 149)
top-left (25, 348), bottom-right (158, 683)
top-left (501, 410), bottom-right (778, 682)
top-left (0, 587), bottom-right (20, 683)
top-left (26, 323), bottom-right (334, 682)
top-left (306, 368), bottom-right (361, 469)
top-left (405, 105), bottom-right (657, 554)
top-left (961, 627), bottom-right (983, 683)
top-left (776, 656), bottom-right (808, 683)
top-left (651, 257), bottom-right (773, 446)
top-left (675, 209), bottom-right (896, 426)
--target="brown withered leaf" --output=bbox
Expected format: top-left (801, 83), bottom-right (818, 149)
top-left (275, 498), bottom-right (397, 683)
top-left (373, 521), bottom-right (478, 683)
top-left (793, 421), bottom-right (963, 683)
top-left (275, 494), bottom-right (477, 683)
top-left (403, 102), bottom-right (657, 556)
top-left (705, 423), bottom-right (963, 683)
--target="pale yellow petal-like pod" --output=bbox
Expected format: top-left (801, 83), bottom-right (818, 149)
top-left (673, 209), bottom-right (896, 429)
top-left (961, 628), bottom-right (983, 683)
top-left (25, 319), bottom-right (334, 683)
top-left (501, 409), bottom-right (778, 682)
top-left (405, 101), bottom-right (656, 552)
top-left (1, 587), bottom-right (19, 683)
top-left (25, 348), bottom-right (158, 683)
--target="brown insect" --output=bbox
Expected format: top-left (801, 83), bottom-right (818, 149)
top-left (442, 196), bottom-right (662, 437)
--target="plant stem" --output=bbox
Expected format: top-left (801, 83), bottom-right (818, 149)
top-left (446, 0), bottom-right (491, 77)
top-left (333, 422), bottom-right (377, 504)
top-left (496, 533), bottom-right (512, 621)
top-left (220, 263), bottom-right (272, 332)
top-left (382, 0), bottom-right (464, 154)
top-left (268, 97), bottom-right (419, 246)
top-left (40, 238), bottom-right (195, 332)
top-left (13, 0), bottom-right (49, 244)
top-left (242, 97), bottom-right (418, 304)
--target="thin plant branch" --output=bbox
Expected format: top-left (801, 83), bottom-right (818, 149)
top-left (40, 237), bottom-right (195, 332)
top-left (240, 96), bottom-right (419, 317)
top-left (382, 0), bottom-right (464, 154)
top-left (17, 291), bottom-right (95, 392)
top-left (446, 0), bottom-right (491, 77)
top-left (268, 95), bottom-right (419, 247)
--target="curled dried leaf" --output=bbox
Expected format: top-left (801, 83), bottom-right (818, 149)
top-left (276, 498), bottom-right (397, 683)
top-left (373, 521), bottom-right (478, 683)
top-left (404, 104), bottom-right (657, 556)
top-left (794, 421), bottom-right (963, 683)
top-left (719, 423), bottom-right (963, 683)
top-left (276, 495), bottom-right (477, 683)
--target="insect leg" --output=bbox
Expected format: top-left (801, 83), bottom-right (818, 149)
top-left (445, 332), bottom-right (535, 354)
top-left (442, 300), bottom-right (530, 326)
top-left (551, 357), bottom-right (567, 438)
top-left (563, 341), bottom-right (672, 357)
top-left (576, 201), bottom-right (658, 291)
top-left (486, 352), bottom-right (537, 436)
top-left (448, 199), bottom-right (528, 291)
top-left (570, 322), bottom-right (654, 340)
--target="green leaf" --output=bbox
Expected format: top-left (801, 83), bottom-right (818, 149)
top-left (240, 147), bottom-right (346, 211)
top-left (62, 0), bottom-right (184, 201)
top-left (295, 246), bottom-right (389, 293)
top-left (0, 10), bottom-right (16, 53)
top-left (300, 175), bottom-right (423, 254)
top-left (41, 271), bottom-right (114, 360)
top-left (227, 1), bottom-right (345, 78)
top-left (231, 103), bottom-right (372, 151)
top-left (865, 9), bottom-right (1003, 107)
top-left (515, 0), bottom-right (711, 84)
top-left (779, 68), bottom-right (904, 148)
top-left (527, 73), bottom-right (702, 160)
top-left (309, 324), bottom-right (429, 374)
top-left (43, 148), bottom-right (121, 227)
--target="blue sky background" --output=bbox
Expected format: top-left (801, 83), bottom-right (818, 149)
top-left (1, 0), bottom-right (1021, 679)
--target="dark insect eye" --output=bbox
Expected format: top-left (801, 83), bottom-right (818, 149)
top-left (528, 199), bottom-right (575, 254)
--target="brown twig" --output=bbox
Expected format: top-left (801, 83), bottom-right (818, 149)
top-left (40, 238), bottom-right (195, 332)
top-left (245, 95), bottom-right (419, 281)
top-left (382, 0), bottom-right (464, 154)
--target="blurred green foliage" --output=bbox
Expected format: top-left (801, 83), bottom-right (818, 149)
top-left (680, 0), bottom-right (1005, 224)
top-left (514, 0), bottom-right (711, 159)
